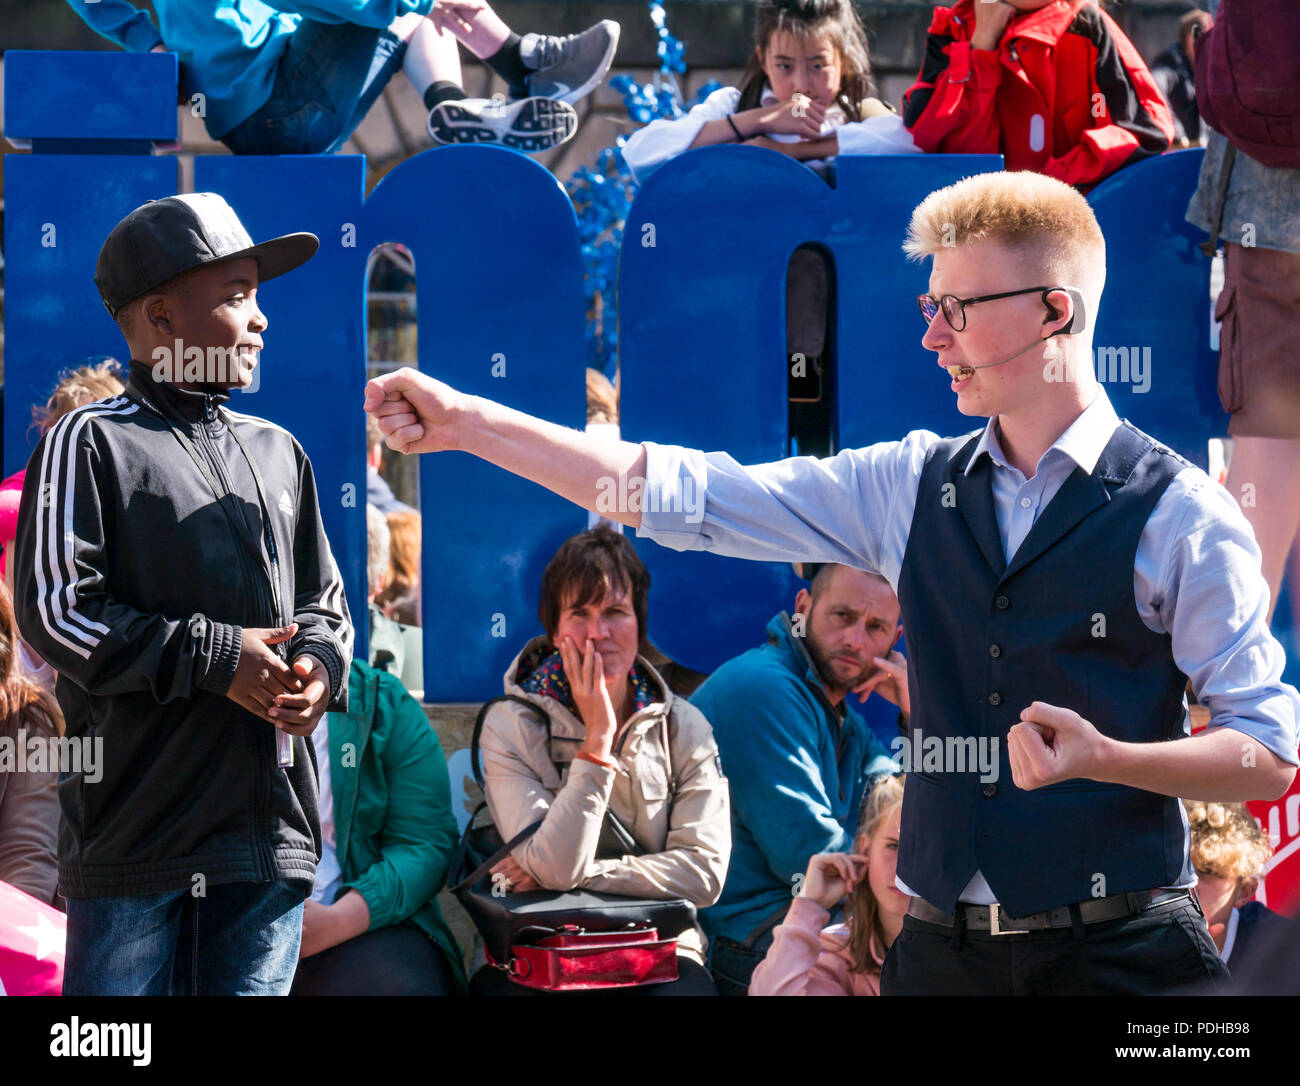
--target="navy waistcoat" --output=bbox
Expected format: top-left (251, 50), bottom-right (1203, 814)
top-left (896, 420), bottom-right (1197, 915)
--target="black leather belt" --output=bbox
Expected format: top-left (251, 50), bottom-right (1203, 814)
top-left (907, 889), bottom-right (1193, 935)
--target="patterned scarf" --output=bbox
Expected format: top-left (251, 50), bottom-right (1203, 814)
top-left (519, 645), bottom-right (657, 718)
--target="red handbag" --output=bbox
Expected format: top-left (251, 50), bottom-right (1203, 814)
top-left (485, 924), bottom-right (679, 991)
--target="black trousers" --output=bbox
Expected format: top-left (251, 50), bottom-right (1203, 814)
top-left (469, 955), bottom-right (717, 996)
top-left (880, 896), bottom-right (1230, 996)
top-left (291, 921), bottom-right (459, 996)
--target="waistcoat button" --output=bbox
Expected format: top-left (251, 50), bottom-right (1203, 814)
top-left (987, 692), bottom-right (1002, 706)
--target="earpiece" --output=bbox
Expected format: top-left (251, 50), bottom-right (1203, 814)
top-left (1046, 288), bottom-right (1087, 337)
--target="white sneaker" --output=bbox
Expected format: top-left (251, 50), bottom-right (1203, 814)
top-left (426, 96), bottom-right (577, 152)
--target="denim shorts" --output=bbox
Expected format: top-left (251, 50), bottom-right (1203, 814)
top-left (221, 19), bottom-right (408, 155)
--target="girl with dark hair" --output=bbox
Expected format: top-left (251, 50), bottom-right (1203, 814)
top-left (621, 0), bottom-right (918, 440)
top-left (622, 0), bottom-right (918, 184)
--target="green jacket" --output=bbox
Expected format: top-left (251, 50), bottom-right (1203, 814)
top-left (325, 659), bottom-right (465, 991)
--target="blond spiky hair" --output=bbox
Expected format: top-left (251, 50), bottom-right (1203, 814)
top-left (903, 171), bottom-right (1106, 302)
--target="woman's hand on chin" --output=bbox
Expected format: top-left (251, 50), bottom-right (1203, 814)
top-left (559, 635), bottom-right (617, 760)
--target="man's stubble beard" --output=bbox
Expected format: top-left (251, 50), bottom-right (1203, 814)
top-left (804, 626), bottom-right (878, 698)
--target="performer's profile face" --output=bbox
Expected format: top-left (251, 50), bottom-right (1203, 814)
top-left (921, 238), bottom-right (1055, 420)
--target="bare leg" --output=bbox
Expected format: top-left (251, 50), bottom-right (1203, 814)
top-left (1225, 435), bottom-right (1300, 623)
top-left (391, 12), bottom-right (463, 94)
top-left (432, 2), bottom-right (512, 59)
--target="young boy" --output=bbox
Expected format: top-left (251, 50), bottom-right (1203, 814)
top-left (13, 192), bottom-right (354, 995)
top-left (67, 0), bottom-right (620, 153)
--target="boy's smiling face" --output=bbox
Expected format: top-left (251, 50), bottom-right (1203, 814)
top-left (145, 256), bottom-right (268, 391)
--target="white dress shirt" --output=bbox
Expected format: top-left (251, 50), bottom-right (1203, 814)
top-left (636, 387), bottom-right (1300, 906)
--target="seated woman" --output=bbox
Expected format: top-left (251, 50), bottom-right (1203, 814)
top-left (473, 525), bottom-right (731, 995)
top-left (290, 657), bottom-right (465, 996)
top-left (0, 581), bottom-right (62, 908)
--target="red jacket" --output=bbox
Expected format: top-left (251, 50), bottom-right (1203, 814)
top-left (902, 0), bottom-right (1174, 191)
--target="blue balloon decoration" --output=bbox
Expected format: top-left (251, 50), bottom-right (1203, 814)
top-left (565, 1), bottom-right (717, 373)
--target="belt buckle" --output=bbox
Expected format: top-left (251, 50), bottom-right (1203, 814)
top-left (988, 903), bottom-right (1030, 936)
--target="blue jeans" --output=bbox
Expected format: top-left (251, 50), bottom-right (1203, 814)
top-left (221, 19), bottom-right (407, 154)
top-left (708, 931), bottom-right (775, 997)
top-left (63, 881), bottom-right (306, 996)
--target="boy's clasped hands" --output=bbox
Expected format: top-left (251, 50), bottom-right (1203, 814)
top-left (227, 622), bottom-right (331, 735)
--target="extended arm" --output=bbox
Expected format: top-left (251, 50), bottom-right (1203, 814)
top-left (364, 368), bottom-right (933, 582)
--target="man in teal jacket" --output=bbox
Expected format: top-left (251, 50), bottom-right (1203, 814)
top-left (690, 564), bottom-right (904, 996)
top-left (291, 657), bottom-right (466, 995)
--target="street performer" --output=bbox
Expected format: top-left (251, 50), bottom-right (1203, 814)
top-left (364, 169), bottom-right (1298, 995)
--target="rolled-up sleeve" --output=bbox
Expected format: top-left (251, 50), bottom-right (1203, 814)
top-left (635, 431), bottom-right (940, 588)
top-left (1145, 470), bottom-right (1300, 766)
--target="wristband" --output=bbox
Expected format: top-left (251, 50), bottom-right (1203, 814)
top-left (726, 114), bottom-right (745, 142)
top-left (576, 750), bottom-right (614, 769)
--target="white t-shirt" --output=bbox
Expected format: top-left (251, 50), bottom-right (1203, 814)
top-left (309, 720), bottom-right (344, 905)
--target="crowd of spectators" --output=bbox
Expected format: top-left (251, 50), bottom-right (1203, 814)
top-left (1, 0), bottom-right (1296, 998)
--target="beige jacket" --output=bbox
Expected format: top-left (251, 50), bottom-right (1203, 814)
top-left (479, 638), bottom-right (731, 963)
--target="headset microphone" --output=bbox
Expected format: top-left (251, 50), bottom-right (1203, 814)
top-left (946, 337), bottom-right (1045, 377)
top-left (946, 288), bottom-right (1088, 379)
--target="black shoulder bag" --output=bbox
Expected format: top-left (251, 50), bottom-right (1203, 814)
top-left (448, 695), bottom-right (696, 967)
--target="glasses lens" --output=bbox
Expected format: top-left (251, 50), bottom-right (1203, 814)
top-left (942, 295), bottom-right (965, 331)
top-left (918, 295), bottom-right (939, 324)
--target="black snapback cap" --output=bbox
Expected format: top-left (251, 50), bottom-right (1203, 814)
top-left (94, 192), bottom-right (319, 318)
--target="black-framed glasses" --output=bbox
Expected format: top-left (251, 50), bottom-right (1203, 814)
top-left (917, 285), bottom-right (1061, 333)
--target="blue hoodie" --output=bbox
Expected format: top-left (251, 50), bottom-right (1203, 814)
top-left (66, 0), bottom-right (435, 138)
top-left (690, 612), bottom-right (897, 946)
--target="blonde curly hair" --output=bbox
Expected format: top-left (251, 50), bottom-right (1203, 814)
top-left (1184, 800), bottom-right (1273, 883)
top-left (30, 359), bottom-right (126, 438)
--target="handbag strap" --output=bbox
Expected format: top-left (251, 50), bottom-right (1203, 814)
top-left (449, 810), bottom-right (545, 895)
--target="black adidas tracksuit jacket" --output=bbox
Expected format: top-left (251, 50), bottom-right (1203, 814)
top-left (13, 359), bottom-right (352, 899)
